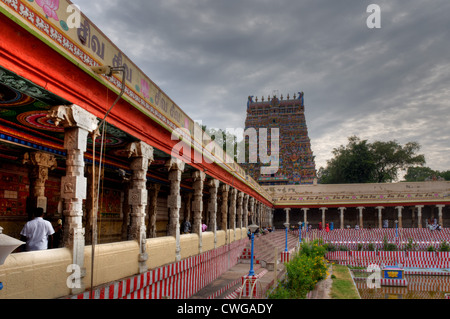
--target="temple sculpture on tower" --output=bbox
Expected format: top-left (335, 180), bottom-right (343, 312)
top-left (242, 92), bottom-right (317, 185)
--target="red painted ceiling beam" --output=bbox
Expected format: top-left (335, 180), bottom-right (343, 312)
top-left (0, 13), bottom-right (272, 207)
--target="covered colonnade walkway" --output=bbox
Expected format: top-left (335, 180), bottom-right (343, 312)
top-left (0, 1), bottom-right (273, 299)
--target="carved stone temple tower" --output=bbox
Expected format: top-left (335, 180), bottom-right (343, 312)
top-left (242, 92), bottom-right (317, 186)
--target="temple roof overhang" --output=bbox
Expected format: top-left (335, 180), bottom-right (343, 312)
top-left (265, 181), bottom-right (450, 208)
top-left (0, 1), bottom-right (272, 205)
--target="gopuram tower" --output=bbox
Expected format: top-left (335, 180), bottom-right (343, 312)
top-left (242, 92), bottom-right (317, 186)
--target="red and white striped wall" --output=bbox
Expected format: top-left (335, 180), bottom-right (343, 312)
top-left (72, 239), bottom-right (247, 299)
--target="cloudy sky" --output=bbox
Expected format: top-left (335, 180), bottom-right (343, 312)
top-left (73, 0), bottom-right (450, 174)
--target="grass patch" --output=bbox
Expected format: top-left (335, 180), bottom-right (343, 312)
top-left (330, 264), bottom-right (360, 299)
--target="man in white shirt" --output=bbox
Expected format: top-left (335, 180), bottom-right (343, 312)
top-left (20, 207), bottom-right (55, 251)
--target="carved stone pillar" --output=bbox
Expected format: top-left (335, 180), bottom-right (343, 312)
top-left (48, 104), bottom-right (98, 295)
top-left (192, 171), bottom-right (205, 252)
top-left (237, 191), bottom-right (244, 230)
top-left (207, 179), bottom-right (219, 248)
top-left (271, 208), bottom-right (275, 227)
top-left (228, 188), bottom-right (237, 241)
top-left (257, 202), bottom-right (262, 226)
top-left (184, 193), bottom-right (193, 224)
top-left (220, 184), bottom-right (229, 232)
top-left (121, 181), bottom-right (131, 241)
top-left (166, 158), bottom-right (185, 261)
top-left (85, 164), bottom-right (104, 245)
top-left (23, 151), bottom-right (57, 215)
top-left (249, 197), bottom-right (255, 225)
top-left (147, 184), bottom-right (161, 238)
top-left (243, 194), bottom-right (249, 228)
top-left (126, 142), bottom-right (153, 273)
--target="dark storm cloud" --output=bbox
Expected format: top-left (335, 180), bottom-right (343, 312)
top-left (73, 0), bottom-right (450, 173)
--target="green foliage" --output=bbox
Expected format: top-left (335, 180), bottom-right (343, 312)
top-left (201, 125), bottom-right (241, 163)
top-left (404, 166), bottom-right (450, 182)
top-left (318, 136), bottom-right (425, 184)
top-left (383, 235), bottom-right (398, 251)
top-left (268, 240), bottom-right (328, 299)
top-left (404, 238), bottom-right (418, 251)
top-left (427, 245), bottom-right (436, 252)
top-left (439, 241), bottom-right (450, 252)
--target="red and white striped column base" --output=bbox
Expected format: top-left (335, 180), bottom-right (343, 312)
top-left (241, 275), bottom-right (258, 298)
top-left (281, 251), bottom-right (291, 263)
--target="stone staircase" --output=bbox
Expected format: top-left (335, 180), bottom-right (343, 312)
top-left (190, 230), bottom-right (299, 299)
top-left (240, 230), bottom-right (300, 266)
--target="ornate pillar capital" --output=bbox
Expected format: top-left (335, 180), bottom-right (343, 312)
top-left (48, 104), bottom-right (98, 132)
top-left (166, 157), bottom-right (186, 173)
top-left (23, 151), bottom-right (57, 169)
top-left (192, 170), bottom-right (206, 183)
top-left (23, 151), bottom-right (57, 212)
top-left (126, 141), bottom-right (154, 162)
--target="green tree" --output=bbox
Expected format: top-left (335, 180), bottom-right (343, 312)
top-left (370, 140), bottom-right (425, 183)
top-left (404, 167), bottom-right (450, 182)
top-left (404, 166), bottom-right (438, 182)
top-left (201, 125), bottom-right (240, 163)
top-left (318, 136), bottom-right (425, 184)
top-left (318, 136), bottom-right (376, 184)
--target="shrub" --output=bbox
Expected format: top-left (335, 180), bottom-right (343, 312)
top-left (440, 241), bottom-right (450, 252)
top-left (382, 236), bottom-right (397, 251)
top-left (404, 238), bottom-right (418, 251)
top-left (427, 245), bottom-right (436, 252)
top-left (268, 240), bottom-right (328, 299)
top-left (384, 243), bottom-right (398, 251)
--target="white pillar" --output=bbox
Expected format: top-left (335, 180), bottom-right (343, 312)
top-left (237, 191), bottom-right (244, 230)
top-left (207, 179), bottom-right (219, 248)
top-left (338, 207), bottom-right (346, 229)
top-left (320, 207), bottom-right (327, 226)
top-left (376, 206), bottom-right (384, 229)
top-left (416, 205), bottom-right (424, 229)
top-left (166, 157), bottom-right (185, 262)
top-left (243, 194), bottom-right (249, 228)
top-left (249, 197), bottom-right (255, 225)
top-left (436, 205), bottom-right (445, 226)
top-left (357, 207), bottom-right (365, 229)
top-left (284, 208), bottom-right (291, 224)
top-left (301, 208), bottom-right (309, 225)
top-left (229, 188), bottom-right (237, 241)
top-left (192, 171), bottom-right (206, 252)
top-left (48, 104), bottom-right (98, 295)
top-left (220, 184), bottom-right (230, 233)
top-left (126, 141), bottom-right (153, 273)
top-left (395, 206), bottom-right (404, 228)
